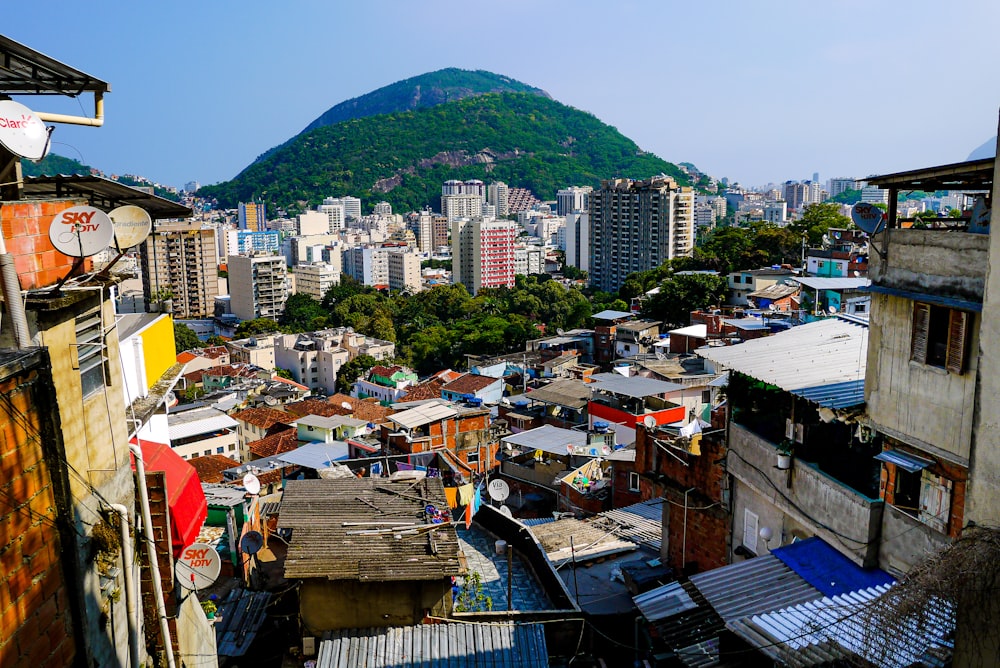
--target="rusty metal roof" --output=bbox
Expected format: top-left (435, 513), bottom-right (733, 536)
top-left (0, 35), bottom-right (110, 95)
top-left (866, 158), bottom-right (993, 191)
top-left (23, 175), bottom-right (191, 220)
top-left (278, 477), bottom-right (463, 581)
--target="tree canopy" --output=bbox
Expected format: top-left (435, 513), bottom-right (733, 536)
top-left (174, 323), bottom-right (201, 354)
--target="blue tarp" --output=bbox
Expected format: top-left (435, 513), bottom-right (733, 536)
top-left (771, 537), bottom-right (893, 597)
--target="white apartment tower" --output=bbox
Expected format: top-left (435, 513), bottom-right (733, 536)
top-left (319, 198), bottom-right (346, 233)
top-left (487, 181), bottom-right (510, 218)
top-left (452, 218), bottom-right (519, 295)
top-left (556, 186), bottom-right (593, 216)
top-left (295, 262), bottom-right (340, 301)
top-left (563, 211), bottom-right (590, 272)
top-left (589, 175), bottom-right (694, 293)
top-left (441, 194), bottom-right (486, 222)
top-left (228, 254), bottom-right (288, 321)
top-left (387, 249), bottom-right (422, 294)
top-left (139, 220), bottom-right (220, 319)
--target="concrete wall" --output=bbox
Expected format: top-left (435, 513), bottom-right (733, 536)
top-left (728, 423), bottom-right (883, 566)
top-left (866, 292), bottom-right (978, 463)
top-left (878, 504), bottom-right (951, 576)
top-left (299, 579), bottom-right (451, 633)
top-left (871, 228), bottom-right (988, 302)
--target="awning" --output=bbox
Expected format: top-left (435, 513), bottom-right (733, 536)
top-left (132, 437), bottom-right (207, 557)
top-left (875, 449), bottom-right (934, 473)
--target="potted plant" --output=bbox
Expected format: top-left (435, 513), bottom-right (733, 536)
top-left (776, 439), bottom-right (794, 470)
top-left (200, 599), bottom-right (217, 619)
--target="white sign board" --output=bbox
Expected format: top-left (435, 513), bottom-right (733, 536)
top-left (176, 543), bottom-right (222, 590)
top-left (49, 205), bottom-right (115, 257)
top-left (0, 100), bottom-right (49, 160)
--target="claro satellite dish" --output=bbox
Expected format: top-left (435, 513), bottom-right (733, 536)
top-left (0, 100), bottom-right (51, 160)
top-left (487, 478), bottom-right (510, 502)
top-left (243, 472), bottom-right (261, 495)
top-left (49, 206), bottom-right (115, 257)
top-left (108, 205), bottom-right (152, 249)
top-left (851, 202), bottom-right (887, 235)
top-left (240, 530), bottom-right (264, 556)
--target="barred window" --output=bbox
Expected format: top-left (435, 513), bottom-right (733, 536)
top-left (75, 310), bottom-right (108, 397)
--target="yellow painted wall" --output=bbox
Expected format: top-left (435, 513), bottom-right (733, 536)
top-left (140, 315), bottom-right (176, 392)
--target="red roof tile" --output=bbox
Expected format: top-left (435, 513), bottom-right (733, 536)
top-left (441, 373), bottom-right (499, 395)
top-left (232, 407), bottom-right (294, 430)
top-left (400, 378), bottom-right (445, 402)
top-left (284, 398), bottom-right (346, 419)
top-left (189, 454), bottom-right (241, 484)
top-left (247, 426), bottom-right (299, 458)
top-left (327, 394), bottom-right (395, 424)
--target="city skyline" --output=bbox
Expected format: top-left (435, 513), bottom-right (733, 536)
top-left (7, 0), bottom-right (1000, 192)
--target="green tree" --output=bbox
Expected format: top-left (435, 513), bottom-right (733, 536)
top-left (336, 355), bottom-right (378, 394)
top-left (174, 323), bottom-right (201, 354)
top-left (234, 318), bottom-right (281, 338)
top-left (205, 335), bottom-right (227, 346)
top-left (280, 293), bottom-right (328, 332)
top-left (275, 367), bottom-right (294, 380)
top-left (642, 273), bottom-right (728, 329)
top-left (789, 202), bottom-right (851, 247)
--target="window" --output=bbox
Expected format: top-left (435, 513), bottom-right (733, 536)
top-left (911, 303), bottom-right (971, 373)
top-left (75, 310), bottom-right (108, 398)
top-left (467, 451), bottom-right (479, 464)
top-left (628, 471), bottom-right (640, 492)
top-left (894, 468), bottom-right (953, 534)
top-left (216, 447), bottom-right (224, 454)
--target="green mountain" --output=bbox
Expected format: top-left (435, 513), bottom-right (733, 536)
top-left (301, 68), bottom-right (550, 135)
top-left (20, 153), bottom-right (91, 177)
top-left (200, 92), bottom-right (688, 213)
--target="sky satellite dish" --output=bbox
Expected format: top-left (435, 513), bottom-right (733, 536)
top-left (49, 205), bottom-right (115, 257)
top-left (176, 543), bottom-right (222, 590)
top-left (498, 505), bottom-right (513, 518)
top-left (488, 478), bottom-right (510, 502)
top-left (108, 205), bottom-right (152, 249)
top-left (0, 100), bottom-right (50, 160)
top-left (643, 415), bottom-right (656, 430)
top-left (240, 530), bottom-right (264, 555)
top-left (243, 472), bottom-right (261, 495)
top-left (851, 202), bottom-right (887, 235)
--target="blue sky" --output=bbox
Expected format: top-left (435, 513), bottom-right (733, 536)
top-left (8, 1), bottom-right (1000, 191)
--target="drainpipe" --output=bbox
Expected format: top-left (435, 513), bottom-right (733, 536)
top-left (36, 91), bottom-right (105, 127)
top-left (129, 442), bottom-right (177, 668)
top-left (681, 487), bottom-right (696, 572)
top-left (109, 504), bottom-right (140, 668)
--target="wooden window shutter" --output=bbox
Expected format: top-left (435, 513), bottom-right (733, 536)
top-left (946, 309), bottom-right (970, 374)
top-left (911, 303), bottom-right (930, 364)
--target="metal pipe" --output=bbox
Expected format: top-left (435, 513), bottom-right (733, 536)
top-left (109, 504), bottom-right (141, 668)
top-left (129, 442), bottom-right (176, 668)
top-left (0, 252), bottom-right (30, 348)
top-left (36, 92), bottom-right (105, 127)
top-left (681, 487), bottom-right (696, 572)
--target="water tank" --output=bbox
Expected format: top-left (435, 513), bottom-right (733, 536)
top-left (594, 421), bottom-right (610, 433)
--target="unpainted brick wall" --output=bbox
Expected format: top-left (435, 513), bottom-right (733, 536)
top-left (0, 368), bottom-right (76, 667)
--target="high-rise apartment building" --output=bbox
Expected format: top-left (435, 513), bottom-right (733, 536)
top-left (238, 201), bottom-right (266, 231)
top-left (452, 218), bottom-right (519, 295)
top-left (782, 181), bottom-right (808, 212)
top-left (387, 248), bottom-right (423, 294)
top-left (373, 201), bottom-right (392, 216)
top-left (319, 198), bottom-right (346, 233)
top-left (763, 201), bottom-right (788, 224)
top-left (563, 211), bottom-right (590, 272)
top-left (228, 254), bottom-right (288, 321)
top-left (827, 177), bottom-right (859, 199)
top-left (139, 220), bottom-right (219, 318)
top-left (341, 196), bottom-right (362, 221)
top-left (487, 181), bottom-right (510, 218)
top-left (441, 194), bottom-right (485, 222)
top-left (224, 229), bottom-right (281, 256)
top-left (343, 246), bottom-right (390, 288)
top-left (589, 175), bottom-right (694, 293)
top-left (556, 186), bottom-right (593, 216)
top-left (295, 262), bottom-right (340, 301)
top-left (860, 185), bottom-right (890, 205)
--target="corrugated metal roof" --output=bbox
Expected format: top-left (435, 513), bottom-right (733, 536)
top-left (875, 448), bottom-right (934, 473)
top-left (521, 379), bottom-right (590, 410)
top-left (790, 378), bottom-right (866, 409)
top-left (593, 500), bottom-right (663, 551)
top-left (215, 589), bottom-right (272, 657)
top-left (793, 277), bottom-right (871, 291)
top-left (770, 537), bottom-right (893, 598)
top-left (297, 414), bottom-right (367, 429)
top-left (590, 373), bottom-right (686, 398)
top-left (689, 554), bottom-right (823, 622)
top-left (501, 424), bottom-right (590, 455)
top-left (167, 409), bottom-right (239, 441)
top-left (388, 402), bottom-right (458, 429)
top-left (696, 317), bottom-right (867, 403)
top-left (276, 442), bottom-right (350, 469)
top-left (316, 622), bottom-right (550, 668)
top-left (669, 324), bottom-right (708, 338)
top-left (529, 518), bottom-right (638, 566)
top-left (592, 309), bottom-right (633, 321)
top-left (727, 585), bottom-right (955, 667)
top-left (634, 580), bottom-right (698, 622)
top-left (634, 578), bottom-right (728, 666)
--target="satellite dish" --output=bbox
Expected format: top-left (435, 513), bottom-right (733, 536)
top-left (243, 472), bottom-right (261, 495)
top-left (487, 478), bottom-right (510, 502)
top-left (851, 202), bottom-right (886, 235)
top-left (240, 530), bottom-right (264, 555)
top-left (556, 328), bottom-right (565, 335)
top-left (498, 505), bottom-right (513, 518)
top-left (49, 205), bottom-right (115, 257)
top-left (853, 270), bottom-right (861, 277)
top-left (768, 303), bottom-right (778, 312)
top-left (263, 395), bottom-right (278, 406)
top-left (0, 100), bottom-right (50, 160)
top-left (341, 401), bottom-right (352, 410)
top-left (176, 543), bottom-right (222, 590)
top-left (643, 415), bottom-right (656, 430)
top-left (828, 305), bottom-right (837, 314)
top-left (108, 205), bottom-right (152, 249)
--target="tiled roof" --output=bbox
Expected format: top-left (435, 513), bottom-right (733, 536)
top-left (232, 407), bottom-right (293, 430)
top-left (370, 365), bottom-right (402, 378)
top-left (400, 378), bottom-right (444, 402)
top-left (328, 393), bottom-right (395, 424)
top-left (278, 477), bottom-right (462, 581)
top-left (247, 426), bottom-right (298, 459)
top-left (202, 346), bottom-right (230, 359)
top-left (176, 351), bottom-right (198, 364)
top-left (205, 364), bottom-right (260, 378)
top-left (441, 373), bottom-right (499, 395)
top-left (189, 454), bottom-right (241, 484)
top-left (284, 398), bottom-right (345, 418)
